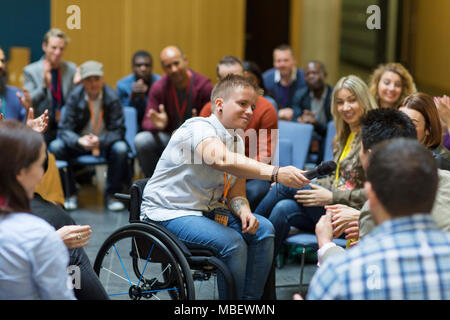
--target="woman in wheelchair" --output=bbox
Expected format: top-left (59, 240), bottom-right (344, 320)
top-left (254, 75), bottom-right (378, 258)
top-left (138, 75), bottom-right (310, 299)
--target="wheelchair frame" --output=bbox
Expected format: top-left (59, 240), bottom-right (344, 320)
top-left (93, 178), bottom-right (237, 300)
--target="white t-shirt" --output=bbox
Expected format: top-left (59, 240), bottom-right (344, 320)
top-left (141, 114), bottom-right (245, 221)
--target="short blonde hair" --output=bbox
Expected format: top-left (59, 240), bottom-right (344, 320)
top-left (331, 75), bottom-right (379, 149)
top-left (210, 74), bottom-right (261, 112)
top-left (369, 63), bottom-right (416, 109)
top-left (43, 28), bottom-right (70, 45)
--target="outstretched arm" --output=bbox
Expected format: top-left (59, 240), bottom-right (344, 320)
top-left (195, 137), bottom-right (310, 189)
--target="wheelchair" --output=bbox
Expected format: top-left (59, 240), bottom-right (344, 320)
top-left (93, 178), bottom-right (237, 300)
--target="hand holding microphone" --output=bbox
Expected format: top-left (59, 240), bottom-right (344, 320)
top-left (294, 161), bottom-right (337, 206)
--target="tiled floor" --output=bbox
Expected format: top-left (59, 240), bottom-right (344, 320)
top-left (71, 184), bottom-right (318, 300)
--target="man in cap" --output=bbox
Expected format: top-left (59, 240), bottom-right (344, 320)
top-left (49, 60), bottom-right (130, 211)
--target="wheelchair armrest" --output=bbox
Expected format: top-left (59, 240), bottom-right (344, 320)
top-left (114, 193), bottom-right (131, 201)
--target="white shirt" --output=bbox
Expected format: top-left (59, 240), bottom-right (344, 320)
top-left (141, 114), bottom-right (244, 221)
top-left (0, 213), bottom-right (75, 300)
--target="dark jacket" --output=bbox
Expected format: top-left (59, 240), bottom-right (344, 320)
top-left (57, 83), bottom-right (125, 150)
top-left (262, 67), bottom-right (307, 109)
top-left (291, 84), bottom-right (333, 137)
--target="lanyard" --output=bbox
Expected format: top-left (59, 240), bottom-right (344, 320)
top-left (170, 70), bottom-right (192, 121)
top-left (221, 172), bottom-right (233, 204)
top-left (88, 99), bottom-right (104, 135)
top-left (50, 68), bottom-right (62, 108)
top-left (334, 132), bottom-right (356, 182)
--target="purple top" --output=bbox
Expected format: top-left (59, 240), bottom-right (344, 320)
top-left (444, 132), bottom-right (450, 150)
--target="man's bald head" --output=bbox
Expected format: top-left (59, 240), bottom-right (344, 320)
top-left (160, 45), bottom-right (188, 88)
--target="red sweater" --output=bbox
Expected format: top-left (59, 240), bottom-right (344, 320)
top-left (200, 96), bottom-right (278, 163)
top-left (142, 69), bottom-right (213, 134)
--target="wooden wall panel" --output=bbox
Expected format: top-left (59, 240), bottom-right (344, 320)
top-left (51, 0), bottom-right (245, 88)
top-left (412, 0), bottom-right (450, 93)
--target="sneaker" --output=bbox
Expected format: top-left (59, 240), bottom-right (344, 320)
top-left (64, 195), bottom-right (78, 211)
top-left (106, 197), bottom-right (125, 212)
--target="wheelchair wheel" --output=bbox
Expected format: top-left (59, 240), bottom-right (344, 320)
top-left (94, 226), bottom-right (195, 300)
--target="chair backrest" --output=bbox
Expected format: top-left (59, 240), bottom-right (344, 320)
top-left (275, 121), bottom-right (313, 169)
top-left (123, 106), bottom-right (137, 156)
top-left (323, 120), bottom-right (336, 162)
top-left (129, 178), bottom-right (150, 222)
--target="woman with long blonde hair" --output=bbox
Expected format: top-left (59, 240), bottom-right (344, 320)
top-left (255, 75), bottom-right (378, 258)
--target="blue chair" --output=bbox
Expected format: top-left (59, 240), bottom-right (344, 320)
top-left (323, 120), bottom-right (336, 162)
top-left (283, 231), bottom-right (347, 293)
top-left (274, 121), bottom-right (313, 169)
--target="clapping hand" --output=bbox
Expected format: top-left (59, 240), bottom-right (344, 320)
top-left (16, 87), bottom-right (32, 109)
top-left (435, 95), bottom-right (450, 129)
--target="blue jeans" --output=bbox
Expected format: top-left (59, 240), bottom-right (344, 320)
top-left (146, 211), bottom-right (274, 300)
top-left (49, 138), bottom-right (130, 197)
top-left (246, 179), bottom-right (271, 212)
top-left (254, 183), bottom-right (325, 256)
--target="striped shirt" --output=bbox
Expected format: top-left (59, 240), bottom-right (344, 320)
top-left (307, 214), bottom-right (450, 300)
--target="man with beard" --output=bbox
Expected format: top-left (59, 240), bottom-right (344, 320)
top-left (0, 47), bottom-right (31, 120)
top-left (116, 50), bottom-right (161, 131)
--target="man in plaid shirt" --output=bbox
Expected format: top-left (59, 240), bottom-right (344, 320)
top-left (307, 138), bottom-right (450, 299)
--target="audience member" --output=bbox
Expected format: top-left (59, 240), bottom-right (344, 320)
top-left (435, 95), bottom-right (450, 150)
top-left (319, 108), bottom-right (450, 266)
top-left (134, 45), bottom-right (213, 177)
top-left (242, 60), bottom-right (278, 110)
top-left (262, 44), bottom-right (307, 116)
top-left (291, 60), bottom-right (333, 161)
top-left (140, 74), bottom-right (310, 300)
top-left (369, 62), bottom-right (416, 109)
top-left (0, 47), bottom-right (32, 121)
top-left (254, 75), bottom-right (378, 258)
top-left (399, 92), bottom-right (450, 170)
top-left (116, 50), bottom-right (161, 130)
top-left (307, 138), bottom-right (450, 299)
top-left (0, 120), bottom-right (75, 299)
top-left (199, 56), bottom-right (278, 211)
top-left (23, 28), bottom-right (77, 145)
top-left (49, 61), bottom-right (130, 211)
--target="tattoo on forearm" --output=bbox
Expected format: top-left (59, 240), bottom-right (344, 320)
top-left (230, 197), bottom-right (249, 216)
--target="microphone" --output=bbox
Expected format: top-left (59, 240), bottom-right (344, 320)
top-left (304, 161), bottom-right (337, 180)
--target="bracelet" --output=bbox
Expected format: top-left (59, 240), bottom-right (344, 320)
top-left (271, 166), bottom-right (280, 183)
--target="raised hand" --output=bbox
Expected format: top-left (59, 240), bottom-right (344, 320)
top-left (16, 87), bottom-right (32, 109)
top-left (26, 108), bottom-right (49, 134)
top-left (147, 104), bottom-right (168, 130)
top-left (435, 95), bottom-right (450, 129)
top-left (42, 59), bottom-right (52, 88)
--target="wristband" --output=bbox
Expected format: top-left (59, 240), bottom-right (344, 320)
top-left (271, 166), bottom-right (280, 183)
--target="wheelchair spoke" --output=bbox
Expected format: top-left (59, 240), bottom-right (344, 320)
top-left (113, 244), bottom-right (133, 286)
top-left (101, 266), bottom-right (136, 286)
top-left (148, 263), bottom-right (171, 288)
top-left (137, 243), bottom-right (155, 286)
